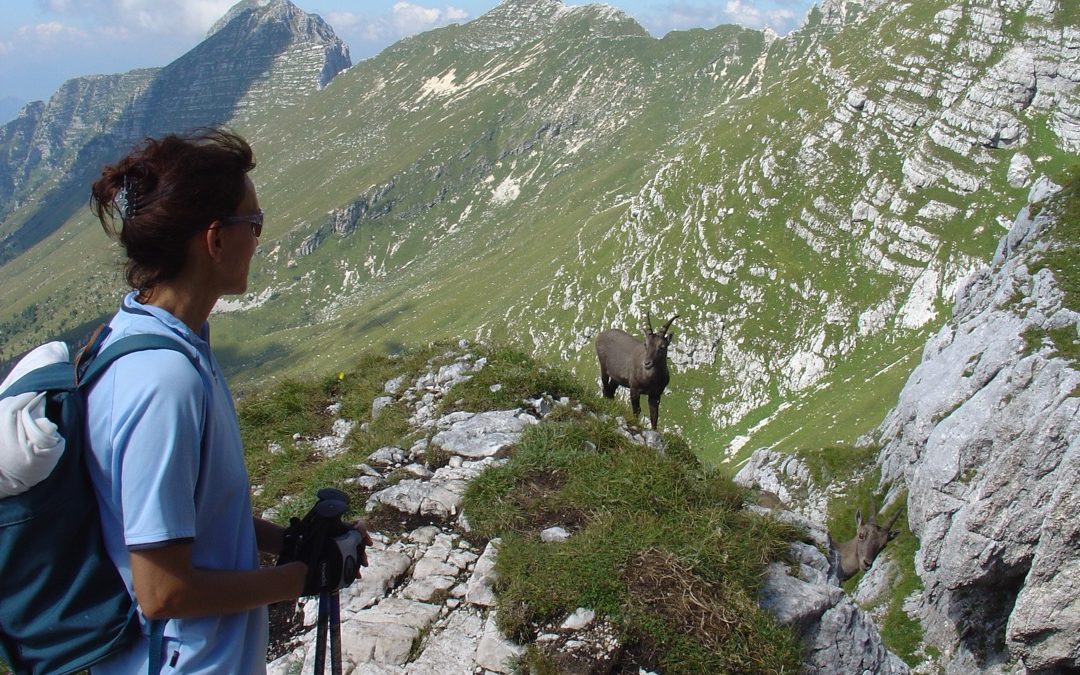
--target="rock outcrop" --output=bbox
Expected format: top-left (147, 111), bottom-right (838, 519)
top-left (873, 177), bottom-right (1079, 672)
top-left (737, 178), bottom-right (1080, 673)
top-left (758, 542), bottom-right (909, 675)
top-left (264, 346), bottom-right (651, 674)
top-left (735, 453), bottom-right (911, 674)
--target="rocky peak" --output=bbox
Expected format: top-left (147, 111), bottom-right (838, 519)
top-left (802, 0), bottom-right (886, 31)
top-left (208, 0), bottom-right (275, 36)
top-left (464, 0), bottom-right (645, 51)
top-left (201, 0), bottom-right (350, 90)
top-left (0, 0), bottom-right (350, 259)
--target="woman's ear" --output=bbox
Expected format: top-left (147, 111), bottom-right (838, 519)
top-left (203, 222), bottom-right (225, 261)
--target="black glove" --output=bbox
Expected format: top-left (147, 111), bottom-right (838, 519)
top-left (278, 489), bottom-right (365, 596)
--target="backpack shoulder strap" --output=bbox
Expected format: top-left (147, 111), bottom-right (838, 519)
top-left (76, 334), bottom-right (197, 674)
top-left (1, 361), bottom-right (77, 398)
top-left (78, 334), bottom-right (198, 388)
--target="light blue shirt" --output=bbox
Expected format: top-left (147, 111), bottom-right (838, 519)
top-left (86, 292), bottom-right (268, 674)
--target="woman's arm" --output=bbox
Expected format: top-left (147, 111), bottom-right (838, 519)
top-left (254, 516), bottom-right (286, 556)
top-left (130, 542), bottom-right (305, 620)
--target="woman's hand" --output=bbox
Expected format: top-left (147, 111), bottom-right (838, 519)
top-left (351, 519), bottom-right (374, 570)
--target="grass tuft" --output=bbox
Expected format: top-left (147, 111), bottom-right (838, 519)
top-left (464, 412), bottom-right (802, 672)
top-left (239, 342), bottom-right (448, 521)
top-left (436, 341), bottom-right (627, 420)
top-left (1026, 165), bottom-right (1080, 369)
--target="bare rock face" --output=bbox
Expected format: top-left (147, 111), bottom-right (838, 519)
top-left (735, 455), bottom-right (910, 674)
top-left (734, 448), bottom-right (829, 523)
top-left (737, 178), bottom-right (1080, 673)
top-left (875, 180), bottom-right (1080, 672)
top-left (756, 540), bottom-right (909, 675)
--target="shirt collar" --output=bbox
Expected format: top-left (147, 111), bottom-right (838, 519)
top-left (120, 291), bottom-right (211, 346)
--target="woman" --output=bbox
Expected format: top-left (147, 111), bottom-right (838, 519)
top-left (85, 129), bottom-right (359, 673)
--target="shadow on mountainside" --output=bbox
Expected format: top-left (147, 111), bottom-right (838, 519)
top-left (0, 11), bottom-right (299, 264)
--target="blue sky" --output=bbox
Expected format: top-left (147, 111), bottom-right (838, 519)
top-left (0, 0), bottom-right (816, 119)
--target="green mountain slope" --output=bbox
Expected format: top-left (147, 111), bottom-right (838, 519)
top-left (0, 0), bottom-right (1076, 469)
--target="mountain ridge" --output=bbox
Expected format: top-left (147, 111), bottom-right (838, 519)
top-left (0, 0), bottom-right (1076, 466)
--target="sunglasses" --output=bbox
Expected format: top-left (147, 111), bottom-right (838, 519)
top-left (217, 209), bottom-right (264, 237)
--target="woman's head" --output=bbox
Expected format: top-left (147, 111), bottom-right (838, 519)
top-left (90, 128), bottom-right (256, 291)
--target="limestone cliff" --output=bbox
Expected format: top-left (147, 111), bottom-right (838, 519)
top-left (733, 174), bottom-right (1079, 672)
top-left (874, 175), bottom-right (1079, 672)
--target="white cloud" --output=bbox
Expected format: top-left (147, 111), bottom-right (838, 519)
top-left (118, 0), bottom-right (237, 35)
top-left (330, 4), bottom-right (470, 47)
top-left (723, 0), bottom-right (796, 29)
top-left (390, 2), bottom-right (468, 33)
top-left (0, 41), bottom-right (12, 56)
top-left (325, 11), bottom-right (362, 30)
top-left (35, 0), bottom-right (235, 37)
top-left (16, 21), bottom-right (88, 42)
top-left (638, 1), bottom-right (803, 37)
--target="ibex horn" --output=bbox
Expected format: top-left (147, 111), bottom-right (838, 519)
top-left (869, 499), bottom-right (878, 525)
top-left (644, 311), bottom-right (655, 335)
top-left (660, 314), bottom-right (679, 335)
top-left (885, 509), bottom-right (903, 530)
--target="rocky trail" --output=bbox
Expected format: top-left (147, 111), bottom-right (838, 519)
top-left (264, 344), bottom-right (905, 674)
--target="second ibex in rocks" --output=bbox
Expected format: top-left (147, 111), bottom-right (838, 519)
top-left (831, 501), bottom-right (903, 582)
top-left (595, 312), bottom-right (678, 430)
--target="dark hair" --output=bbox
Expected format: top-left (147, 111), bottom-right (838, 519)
top-left (90, 128), bottom-right (255, 291)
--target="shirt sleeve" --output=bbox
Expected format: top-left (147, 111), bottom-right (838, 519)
top-left (104, 349), bottom-right (205, 549)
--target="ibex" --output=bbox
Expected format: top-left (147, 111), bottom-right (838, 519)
top-left (595, 312), bottom-right (678, 430)
top-left (831, 501), bottom-right (902, 582)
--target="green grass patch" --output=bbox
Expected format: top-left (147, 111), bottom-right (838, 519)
top-left (335, 343), bottom-right (450, 421)
top-left (238, 376), bottom-right (338, 448)
top-left (238, 343), bottom-right (449, 520)
top-left (437, 341), bottom-right (607, 417)
top-left (1047, 325), bottom-right (1080, 364)
top-left (794, 444), bottom-right (878, 486)
top-left (463, 414), bottom-right (803, 672)
top-left (875, 512), bottom-right (926, 667)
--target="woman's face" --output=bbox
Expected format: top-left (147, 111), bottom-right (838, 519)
top-left (218, 176), bottom-right (261, 295)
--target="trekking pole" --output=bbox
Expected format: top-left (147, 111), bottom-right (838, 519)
top-left (314, 590), bottom-right (329, 674)
top-left (329, 591), bottom-right (342, 675)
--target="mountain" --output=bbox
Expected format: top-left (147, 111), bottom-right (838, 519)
top-left (0, 0), bottom-right (1076, 465)
top-left (0, 0), bottom-right (349, 263)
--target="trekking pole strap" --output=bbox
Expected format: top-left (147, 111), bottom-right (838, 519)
top-left (330, 593), bottom-right (342, 675)
top-left (147, 619), bottom-right (166, 674)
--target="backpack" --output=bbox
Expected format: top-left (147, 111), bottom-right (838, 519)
top-left (0, 326), bottom-right (194, 675)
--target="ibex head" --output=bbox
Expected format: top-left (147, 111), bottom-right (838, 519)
top-left (853, 502), bottom-right (902, 574)
top-left (642, 312), bottom-right (678, 371)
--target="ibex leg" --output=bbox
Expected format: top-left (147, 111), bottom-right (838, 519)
top-left (630, 388), bottom-right (642, 419)
top-left (648, 394), bottom-right (661, 430)
top-left (600, 371), bottom-right (617, 398)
